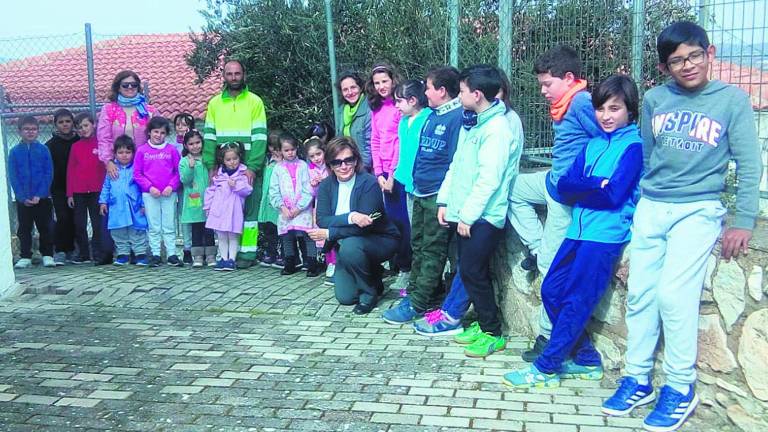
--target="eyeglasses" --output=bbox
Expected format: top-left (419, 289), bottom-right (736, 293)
top-left (329, 156), bottom-right (357, 168)
top-left (120, 82), bottom-right (139, 89)
top-left (666, 50), bottom-right (707, 71)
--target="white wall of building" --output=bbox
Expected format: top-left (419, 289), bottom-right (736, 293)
top-left (0, 120), bottom-right (17, 298)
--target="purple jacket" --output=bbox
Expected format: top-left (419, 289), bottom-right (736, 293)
top-left (133, 143), bottom-right (181, 193)
top-left (204, 164), bottom-right (253, 234)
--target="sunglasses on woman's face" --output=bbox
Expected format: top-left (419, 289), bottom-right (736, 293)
top-left (329, 156), bottom-right (357, 168)
top-left (120, 82), bottom-right (139, 89)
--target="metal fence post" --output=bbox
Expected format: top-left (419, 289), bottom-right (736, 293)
top-left (85, 23), bottom-right (97, 119)
top-left (448, 0), bottom-right (459, 67)
top-left (631, 0), bottom-right (645, 87)
top-left (324, 0), bottom-right (341, 130)
top-left (697, 0), bottom-right (711, 27)
top-left (498, 0), bottom-right (512, 78)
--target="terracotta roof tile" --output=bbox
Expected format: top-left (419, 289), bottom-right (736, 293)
top-left (711, 59), bottom-right (768, 110)
top-left (0, 33), bottom-right (221, 119)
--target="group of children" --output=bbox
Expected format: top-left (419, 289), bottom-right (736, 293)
top-left (351, 21), bottom-right (757, 432)
top-left (7, 21), bottom-right (760, 432)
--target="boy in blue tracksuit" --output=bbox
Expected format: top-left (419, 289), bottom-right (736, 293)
top-left (99, 136), bottom-right (148, 266)
top-left (508, 45), bottom-right (602, 361)
top-left (8, 115), bottom-right (55, 268)
top-left (503, 75), bottom-right (643, 388)
top-left (603, 22), bottom-right (761, 432)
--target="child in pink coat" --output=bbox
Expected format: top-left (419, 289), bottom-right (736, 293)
top-left (204, 142), bottom-right (253, 271)
top-left (305, 137), bottom-right (335, 282)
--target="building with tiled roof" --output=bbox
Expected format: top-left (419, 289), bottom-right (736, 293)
top-left (0, 33), bottom-right (221, 119)
top-left (712, 59), bottom-right (768, 110)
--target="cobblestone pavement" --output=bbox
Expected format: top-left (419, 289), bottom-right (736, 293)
top-left (0, 264), bottom-right (728, 431)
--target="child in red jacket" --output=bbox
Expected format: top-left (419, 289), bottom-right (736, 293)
top-left (67, 112), bottom-right (107, 263)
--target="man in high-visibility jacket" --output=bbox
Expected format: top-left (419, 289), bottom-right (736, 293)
top-left (203, 59), bottom-right (268, 268)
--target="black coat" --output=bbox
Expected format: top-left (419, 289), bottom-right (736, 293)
top-left (45, 134), bottom-right (79, 195)
top-left (315, 172), bottom-right (400, 242)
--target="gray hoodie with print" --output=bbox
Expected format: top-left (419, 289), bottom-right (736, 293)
top-left (640, 79), bottom-right (762, 230)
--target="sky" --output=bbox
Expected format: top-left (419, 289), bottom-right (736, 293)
top-left (1, 0), bottom-right (208, 38)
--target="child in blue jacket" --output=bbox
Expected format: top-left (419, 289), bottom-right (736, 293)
top-left (8, 115), bottom-right (55, 268)
top-left (99, 136), bottom-right (148, 266)
top-left (503, 75), bottom-right (643, 388)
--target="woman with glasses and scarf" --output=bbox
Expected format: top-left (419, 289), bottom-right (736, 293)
top-left (95, 70), bottom-right (158, 263)
top-left (98, 70), bottom-right (158, 180)
top-left (308, 137), bottom-right (400, 315)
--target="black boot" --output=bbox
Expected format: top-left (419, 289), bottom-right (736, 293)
top-left (281, 256), bottom-right (298, 275)
top-left (95, 253), bottom-right (113, 266)
top-left (305, 257), bottom-right (321, 277)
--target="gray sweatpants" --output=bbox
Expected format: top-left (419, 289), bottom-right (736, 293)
top-left (111, 227), bottom-right (148, 256)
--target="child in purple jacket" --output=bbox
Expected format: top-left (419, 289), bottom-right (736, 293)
top-left (204, 142), bottom-right (253, 271)
top-left (133, 117), bottom-right (181, 267)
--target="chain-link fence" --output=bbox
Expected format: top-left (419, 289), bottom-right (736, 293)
top-left (1, 0), bottom-right (766, 198)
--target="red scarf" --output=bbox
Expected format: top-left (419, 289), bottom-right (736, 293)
top-left (550, 79), bottom-right (588, 122)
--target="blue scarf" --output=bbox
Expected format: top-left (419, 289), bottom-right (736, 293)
top-left (462, 110), bottom-right (477, 130)
top-left (117, 94), bottom-right (149, 119)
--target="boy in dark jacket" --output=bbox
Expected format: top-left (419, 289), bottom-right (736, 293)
top-left (45, 108), bottom-right (79, 265)
top-left (8, 115), bottom-right (55, 268)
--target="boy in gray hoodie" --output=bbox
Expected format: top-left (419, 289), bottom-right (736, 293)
top-left (602, 21), bottom-right (761, 432)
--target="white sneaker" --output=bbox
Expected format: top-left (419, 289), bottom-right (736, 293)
top-left (14, 258), bottom-right (32, 269)
top-left (391, 271), bottom-right (410, 290)
top-left (325, 263), bottom-right (335, 278)
top-left (42, 256), bottom-right (56, 267)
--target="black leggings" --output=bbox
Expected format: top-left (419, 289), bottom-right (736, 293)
top-left (191, 222), bottom-right (215, 247)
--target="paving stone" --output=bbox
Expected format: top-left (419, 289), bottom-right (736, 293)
top-left (160, 385), bottom-right (205, 394)
top-left (421, 415), bottom-right (470, 428)
top-left (0, 392), bottom-right (18, 401)
top-left (86, 390), bottom-right (132, 400)
top-left (0, 265), bottom-right (732, 432)
top-left (371, 413), bottom-right (420, 425)
top-left (170, 363), bottom-right (211, 371)
top-left (13, 394), bottom-right (59, 405)
top-left (54, 397), bottom-right (102, 408)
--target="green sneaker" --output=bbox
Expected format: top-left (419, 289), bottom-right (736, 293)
top-left (463, 333), bottom-right (506, 358)
top-left (560, 360), bottom-right (604, 380)
top-left (502, 364), bottom-right (560, 388)
top-left (453, 321), bottom-right (483, 345)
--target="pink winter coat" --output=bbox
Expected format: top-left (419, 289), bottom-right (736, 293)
top-left (97, 102), bottom-right (158, 163)
top-left (204, 164), bottom-right (253, 234)
top-left (370, 98), bottom-right (401, 177)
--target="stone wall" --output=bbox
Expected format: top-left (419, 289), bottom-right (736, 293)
top-left (492, 225), bottom-right (768, 431)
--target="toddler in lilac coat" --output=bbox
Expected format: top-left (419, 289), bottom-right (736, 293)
top-left (204, 142), bottom-right (253, 271)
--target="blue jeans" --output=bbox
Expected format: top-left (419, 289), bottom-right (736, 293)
top-left (383, 176), bottom-right (412, 272)
top-left (442, 268), bottom-right (470, 320)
